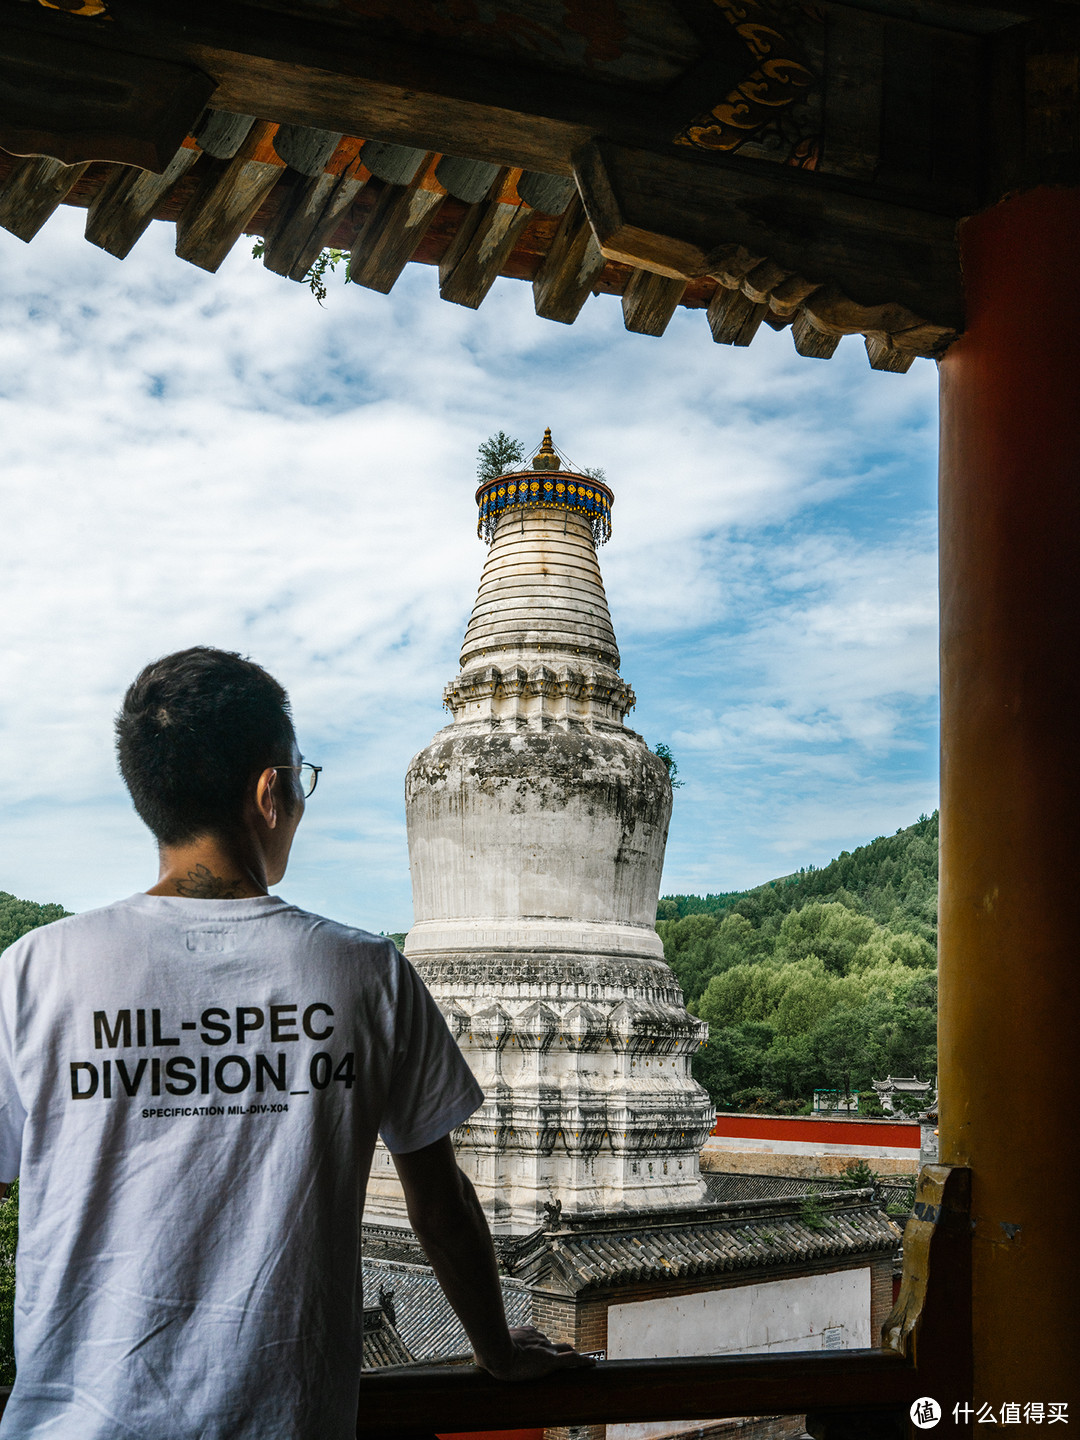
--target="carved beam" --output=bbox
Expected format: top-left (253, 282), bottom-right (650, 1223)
top-left (791, 308), bottom-right (841, 360)
top-left (85, 142), bottom-right (200, 260)
top-left (435, 156), bottom-right (502, 205)
top-left (0, 155), bottom-right (88, 243)
top-left (193, 111), bottom-right (256, 162)
top-left (621, 269), bottom-right (688, 338)
top-left (574, 139), bottom-right (963, 358)
top-left (261, 137), bottom-right (370, 282)
top-left (706, 285), bottom-right (768, 347)
top-left (272, 124), bottom-right (342, 178)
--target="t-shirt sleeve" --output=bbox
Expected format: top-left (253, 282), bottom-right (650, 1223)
top-left (379, 949), bottom-right (483, 1155)
top-left (0, 943), bottom-right (28, 1183)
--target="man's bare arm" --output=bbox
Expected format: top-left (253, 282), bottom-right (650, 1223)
top-left (392, 1136), bottom-right (593, 1381)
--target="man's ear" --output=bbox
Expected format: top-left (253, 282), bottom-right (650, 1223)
top-left (254, 767), bottom-right (280, 829)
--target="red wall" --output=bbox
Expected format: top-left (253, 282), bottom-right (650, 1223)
top-left (710, 1114), bottom-right (920, 1147)
top-left (440, 1431), bottom-right (544, 1440)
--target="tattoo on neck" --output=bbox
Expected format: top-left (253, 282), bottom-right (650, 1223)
top-left (175, 863), bottom-right (242, 899)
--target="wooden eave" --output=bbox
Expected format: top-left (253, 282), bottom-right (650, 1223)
top-left (1, 0), bottom-right (1078, 369)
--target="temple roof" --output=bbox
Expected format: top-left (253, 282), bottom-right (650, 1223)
top-left (361, 1305), bottom-right (415, 1370)
top-left (3, 0), bottom-right (1077, 371)
top-left (702, 1170), bottom-right (916, 1214)
top-left (362, 1256), bottom-right (533, 1362)
top-left (505, 1194), bottom-right (902, 1294)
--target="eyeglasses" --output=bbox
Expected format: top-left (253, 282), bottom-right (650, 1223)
top-left (274, 763), bottom-right (322, 798)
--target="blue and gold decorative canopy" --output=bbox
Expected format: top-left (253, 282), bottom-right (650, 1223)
top-left (475, 428), bottom-right (613, 546)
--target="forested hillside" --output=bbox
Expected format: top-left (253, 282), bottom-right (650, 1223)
top-left (0, 893), bottom-right (69, 952)
top-left (659, 814), bottom-right (938, 1114)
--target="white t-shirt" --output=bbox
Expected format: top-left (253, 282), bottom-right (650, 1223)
top-left (0, 893), bottom-right (483, 1439)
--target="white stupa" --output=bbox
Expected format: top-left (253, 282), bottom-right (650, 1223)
top-left (366, 431), bottom-right (714, 1236)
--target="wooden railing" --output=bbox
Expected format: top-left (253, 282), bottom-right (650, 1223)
top-left (355, 1350), bottom-right (919, 1433)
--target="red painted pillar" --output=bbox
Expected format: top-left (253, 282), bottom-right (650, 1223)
top-left (938, 186), bottom-right (1080, 1405)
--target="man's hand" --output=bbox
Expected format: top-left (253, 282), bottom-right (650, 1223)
top-left (475, 1325), bottom-right (596, 1382)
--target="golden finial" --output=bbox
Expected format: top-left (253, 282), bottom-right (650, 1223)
top-left (533, 427), bottom-right (561, 471)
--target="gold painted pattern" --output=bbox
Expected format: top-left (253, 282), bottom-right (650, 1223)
top-left (675, 0), bottom-right (819, 166)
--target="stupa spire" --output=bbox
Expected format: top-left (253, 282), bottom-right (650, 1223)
top-left (475, 431), bottom-right (612, 545)
top-left (532, 426), bottom-right (560, 470)
top-left (456, 433), bottom-right (627, 720)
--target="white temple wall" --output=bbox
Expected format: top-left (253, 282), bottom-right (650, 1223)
top-left (607, 1269), bottom-right (872, 1440)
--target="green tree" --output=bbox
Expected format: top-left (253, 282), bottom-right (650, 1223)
top-left (695, 962), bottom-right (786, 1029)
top-left (653, 742), bottom-right (684, 788)
top-left (692, 1021), bottom-right (776, 1107)
top-left (0, 1181), bottom-right (16, 1384)
top-left (0, 893), bottom-right (69, 952)
top-left (663, 812), bottom-right (939, 1107)
top-left (0, 893), bottom-right (69, 1382)
top-left (660, 912), bottom-right (769, 1008)
top-left (838, 1158), bottom-right (882, 1191)
top-left (774, 902), bottom-right (876, 975)
top-left (477, 431), bottom-right (525, 482)
top-left (764, 1030), bottom-right (817, 1099)
top-left (772, 957), bottom-right (847, 1037)
top-left (808, 1006), bottom-right (871, 1103)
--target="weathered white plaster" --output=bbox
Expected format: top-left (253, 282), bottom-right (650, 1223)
top-left (607, 1268), bottom-right (872, 1440)
top-left (366, 476), bottom-right (714, 1234)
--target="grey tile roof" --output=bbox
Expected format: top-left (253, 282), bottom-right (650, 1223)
top-left (362, 1306), bottom-right (415, 1369)
top-left (362, 1257), bottom-right (533, 1362)
top-left (506, 1194), bottom-right (902, 1294)
top-left (703, 1172), bottom-right (833, 1203)
top-left (703, 1170), bottom-right (915, 1213)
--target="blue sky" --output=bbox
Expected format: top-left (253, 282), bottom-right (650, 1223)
top-left (0, 208), bottom-right (939, 930)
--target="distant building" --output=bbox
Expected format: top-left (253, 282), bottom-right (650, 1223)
top-left (812, 1089), bottom-right (859, 1114)
top-left (512, 1192), bottom-right (900, 1440)
top-left (871, 1075), bottom-right (936, 1114)
top-left (360, 1254), bottom-right (532, 1364)
top-left (360, 1301), bottom-right (413, 1369)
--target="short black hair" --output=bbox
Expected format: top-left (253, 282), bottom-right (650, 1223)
top-left (116, 647), bottom-right (297, 846)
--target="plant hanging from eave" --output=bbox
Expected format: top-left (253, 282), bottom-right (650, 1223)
top-left (251, 242), bottom-right (349, 305)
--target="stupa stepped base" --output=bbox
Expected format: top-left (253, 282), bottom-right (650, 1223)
top-left (366, 1135), bottom-right (709, 1235)
top-left (366, 936), bottom-right (715, 1235)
